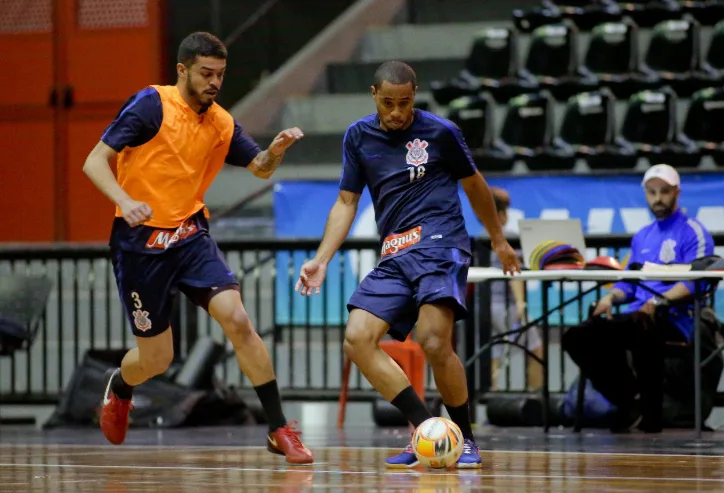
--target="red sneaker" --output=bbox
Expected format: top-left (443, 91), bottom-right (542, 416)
top-left (100, 369), bottom-right (133, 445)
top-left (267, 421), bottom-right (314, 465)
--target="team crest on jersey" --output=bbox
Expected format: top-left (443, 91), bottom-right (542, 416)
top-left (659, 239), bottom-right (677, 263)
top-left (406, 139), bottom-right (429, 166)
top-left (132, 309), bottom-right (152, 332)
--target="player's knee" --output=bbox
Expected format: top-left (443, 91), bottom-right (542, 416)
top-left (222, 307), bottom-right (254, 348)
top-left (343, 323), bottom-right (376, 359)
top-left (139, 346), bottom-right (174, 377)
top-left (418, 330), bottom-right (453, 365)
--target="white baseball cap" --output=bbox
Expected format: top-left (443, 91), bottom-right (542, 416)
top-left (642, 163), bottom-right (680, 187)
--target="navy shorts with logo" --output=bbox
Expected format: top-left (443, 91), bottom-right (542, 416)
top-left (347, 247), bottom-right (471, 341)
top-left (111, 233), bottom-right (238, 337)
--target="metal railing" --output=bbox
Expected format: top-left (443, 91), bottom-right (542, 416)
top-left (1, 234), bottom-right (722, 405)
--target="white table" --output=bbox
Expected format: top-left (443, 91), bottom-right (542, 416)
top-left (466, 267), bottom-right (724, 437)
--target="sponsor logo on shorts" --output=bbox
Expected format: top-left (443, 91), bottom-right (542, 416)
top-left (145, 219), bottom-right (199, 249)
top-left (380, 226), bottom-right (422, 258)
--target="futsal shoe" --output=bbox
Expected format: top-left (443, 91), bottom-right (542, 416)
top-left (267, 421), bottom-right (314, 465)
top-left (385, 441), bottom-right (419, 468)
top-left (386, 439), bottom-right (483, 469)
top-left (457, 439), bottom-right (482, 469)
top-left (100, 368), bottom-right (133, 445)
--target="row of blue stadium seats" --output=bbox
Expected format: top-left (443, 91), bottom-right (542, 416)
top-left (514, 0), bottom-right (724, 32)
top-left (444, 85), bottom-right (724, 172)
top-left (431, 17), bottom-right (724, 105)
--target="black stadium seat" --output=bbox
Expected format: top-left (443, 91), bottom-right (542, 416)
top-left (430, 27), bottom-right (536, 105)
top-left (639, 19), bottom-right (702, 97)
top-left (491, 90), bottom-right (576, 171)
top-left (696, 19), bottom-right (724, 87)
top-left (513, 0), bottom-right (623, 33)
top-left (680, 0), bottom-right (724, 26)
top-left (617, 0), bottom-right (683, 28)
top-left (580, 20), bottom-right (656, 99)
top-left (682, 86), bottom-right (724, 166)
top-left (553, 88), bottom-right (638, 169)
top-left (519, 22), bottom-right (599, 101)
top-left (549, 0), bottom-right (625, 31)
top-left (446, 93), bottom-right (496, 152)
top-left (619, 86), bottom-right (700, 168)
top-left (447, 93), bottom-right (517, 172)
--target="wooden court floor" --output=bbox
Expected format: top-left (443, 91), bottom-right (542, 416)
top-left (1, 426), bottom-right (724, 492)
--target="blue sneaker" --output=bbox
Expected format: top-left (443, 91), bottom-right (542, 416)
top-left (456, 438), bottom-right (482, 469)
top-left (385, 441), bottom-right (419, 469)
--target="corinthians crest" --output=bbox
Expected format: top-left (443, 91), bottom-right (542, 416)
top-left (132, 309), bottom-right (152, 332)
top-left (406, 138), bottom-right (429, 166)
top-left (659, 239), bottom-right (677, 263)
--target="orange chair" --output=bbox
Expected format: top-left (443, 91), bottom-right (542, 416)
top-left (337, 334), bottom-right (426, 428)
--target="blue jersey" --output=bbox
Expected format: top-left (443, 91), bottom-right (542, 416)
top-left (339, 110), bottom-right (477, 260)
top-left (613, 208), bottom-right (714, 339)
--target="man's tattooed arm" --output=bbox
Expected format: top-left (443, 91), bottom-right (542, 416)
top-left (248, 149), bottom-right (284, 179)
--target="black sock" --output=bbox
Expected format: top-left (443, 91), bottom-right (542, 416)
top-left (112, 370), bottom-right (134, 400)
top-left (390, 386), bottom-right (433, 428)
top-left (254, 380), bottom-right (288, 432)
top-left (445, 400), bottom-right (474, 440)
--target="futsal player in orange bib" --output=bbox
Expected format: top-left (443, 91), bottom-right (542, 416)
top-left (83, 32), bottom-right (313, 464)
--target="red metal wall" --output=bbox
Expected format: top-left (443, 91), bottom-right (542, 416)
top-left (0, 0), bottom-right (164, 242)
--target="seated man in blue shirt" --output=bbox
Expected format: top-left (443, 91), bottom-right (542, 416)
top-left (562, 164), bottom-right (714, 433)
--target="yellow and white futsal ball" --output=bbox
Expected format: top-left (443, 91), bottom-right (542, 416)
top-left (412, 417), bottom-right (464, 468)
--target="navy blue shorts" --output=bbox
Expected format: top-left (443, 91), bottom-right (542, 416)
top-left (347, 247), bottom-right (471, 341)
top-left (111, 234), bottom-right (238, 337)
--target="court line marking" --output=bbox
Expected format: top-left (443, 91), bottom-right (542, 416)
top-left (0, 462), bottom-right (723, 483)
top-left (2, 443), bottom-right (724, 460)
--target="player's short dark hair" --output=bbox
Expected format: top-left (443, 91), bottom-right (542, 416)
top-left (177, 32), bottom-right (227, 67)
top-left (373, 61), bottom-right (417, 89)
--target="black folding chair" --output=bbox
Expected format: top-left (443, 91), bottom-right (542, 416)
top-left (573, 287), bottom-right (724, 432)
top-left (0, 275), bottom-right (53, 424)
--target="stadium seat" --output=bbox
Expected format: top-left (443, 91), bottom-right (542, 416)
top-left (512, 2), bottom-right (565, 34)
top-left (447, 93), bottom-right (516, 172)
top-left (513, 0), bottom-right (623, 33)
top-left (679, 0), bottom-right (724, 26)
top-left (696, 19), bottom-right (724, 87)
top-left (446, 93), bottom-right (495, 151)
top-left (639, 19), bottom-right (702, 97)
top-left (550, 0), bottom-right (625, 30)
top-left (619, 86), bottom-right (701, 168)
top-left (553, 88), bottom-right (638, 169)
top-left (617, 0), bottom-right (683, 28)
top-left (519, 23), bottom-right (599, 101)
top-left (581, 20), bottom-right (660, 100)
top-left (429, 27), bottom-right (536, 105)
top-left (492, 90), bottom-right (576, 171)
top-left (682, 86), bottom-right (724, 166)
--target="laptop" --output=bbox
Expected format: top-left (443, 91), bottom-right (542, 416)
top-left (518, 218), bottom-right (587, 269)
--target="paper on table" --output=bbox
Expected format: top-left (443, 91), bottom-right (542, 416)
top-left (642, 262), bottom-right (692, 272)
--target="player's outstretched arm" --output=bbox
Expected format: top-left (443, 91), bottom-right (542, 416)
top-left (461, 171), bottom-right (520, 275)
top-left (247, 127), bottom-right (304, 179)
top-left (295, 190), bottom-right (360, 296)
top-left (83, 141), bottom-right (152, 227)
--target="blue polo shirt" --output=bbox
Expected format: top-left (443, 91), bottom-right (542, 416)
top-left (613, 209), bottom-right (714, 339)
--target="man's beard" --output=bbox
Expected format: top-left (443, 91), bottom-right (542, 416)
top-left (650, 202), bottom-right (676, 219)
top-left (187, 77), bottom-right (212, 111)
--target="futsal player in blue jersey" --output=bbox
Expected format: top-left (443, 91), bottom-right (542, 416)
top-left (296, 61), bottom-right (520, 468)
